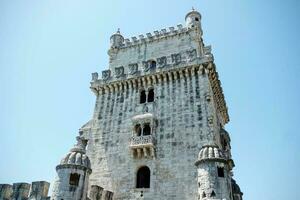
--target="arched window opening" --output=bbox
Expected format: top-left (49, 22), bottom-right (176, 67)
top-left (140, 90), bottom-right (146, 104)
top-left (136, 166), bottom-right (150, 188)
top-left (69, 173), bottom-right (80, 186)
top-left (135, 124), bottom-right (142, 136)
top-left (147, 88), bottom-right (154, 102)
top-left (202, 192), bottom-right (206, 198)
top-left (217, 167), bottom-right (224, 177)
top-left (143, 124), bottom-right (151, 136)
top-left (150, 60), bottom-right (156, 69)
top-left (211, 191), bottom-right (216, 197)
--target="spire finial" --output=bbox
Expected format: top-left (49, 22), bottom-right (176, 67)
top-left (192, 7), bottom-right (195, 11)
top-left (117, 28), bottom-right (120, 34)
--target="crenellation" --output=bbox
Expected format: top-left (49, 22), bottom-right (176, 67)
top-left (0, 182), bottom-right (51, 200)
top-left (0, 184), bottom-right (13, 200)
top-left (12, 183), bottom-right (31, 200)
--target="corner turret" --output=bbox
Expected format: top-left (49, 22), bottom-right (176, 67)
top-left (51, 136), bottom-right (92, 200)
top-left (110, 29), bottom-right (124, 49)
top-left (195, 145), bottom-right (233, 200)
top-left (185, 8), bottom-right (203, 35)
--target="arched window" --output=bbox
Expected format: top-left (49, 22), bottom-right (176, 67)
top-left (69, 173), bottom-right (80, 186)
top-left (136, 166), bottom-right (150, 188)
top-left (140, 90), bottom-right (146, 104)
top-left (147, 88), bottom-right (154, 102)
top-left (150, 60), bottom-right (156, 69)
top-left (135, 124), bottom-right (142, 136)
top-left (202, 192), bottom-right (206, 198)
top-left (143, 124), bottom-right (151, 136)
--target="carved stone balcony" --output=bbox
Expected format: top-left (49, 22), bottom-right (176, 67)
top-left (130, 135), bottom-right (155, 158)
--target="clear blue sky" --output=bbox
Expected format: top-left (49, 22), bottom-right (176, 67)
top-left (0, 0), bottom-right (299, 199)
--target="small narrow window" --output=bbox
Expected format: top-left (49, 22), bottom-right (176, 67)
top-left (140, 90), bottom-right (146, 104)
top-left (202, 192), bottom-right (206, 198)
top-left (217, 167), bottom-right (225, 177)
top-left (147, 88), bottom-right (154, 102)
top-left (211, 191), bottom-right (216, 197)
top-left (136, 166), bottom-right (150, 188)
top-left (150, 60), bottom-right (156, 69)
top-left (69, 173), bottom-right (80, 186)
top-left (143, 124), bottom-right (151, 136)
top-left (135, 124), bottom-right (142, 136)
top-left (195, 17), bottom-right (199, 21)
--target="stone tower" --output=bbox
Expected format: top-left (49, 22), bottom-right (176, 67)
top-left (50, 8), bottom-right (243, 200)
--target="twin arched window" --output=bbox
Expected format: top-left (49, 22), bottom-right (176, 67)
top-left (140, 88), bottom-right (154, 104)
top-left (136, 166), bottom-right (150, 188)
top-left (135, 124), bottom-right (151, 136)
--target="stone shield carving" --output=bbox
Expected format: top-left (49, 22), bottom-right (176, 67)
top-left (142, 61), bottom-right (151, 72)
top-left (171, 53), bottom-right (181, 65)
top-left (102, 70), bottom-right (111, 80)
top-left (128, 63), bottom-right (138, 75)
top-left (115, 66), bottom-right (124, 78)
top-left (187, 49), bottom-right (197, 61)
top-left (157, 56), bottom-right (167, 68)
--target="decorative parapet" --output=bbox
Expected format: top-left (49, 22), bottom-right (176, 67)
top-left (130, 135), bottom-right (155, 159)
top-left (91, 48), bottom-right (213, 84)
top-left (130, 135), bottom-right (154, 148)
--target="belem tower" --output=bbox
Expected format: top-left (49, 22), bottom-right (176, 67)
top-left (0, 9), bottom-right (243, 200)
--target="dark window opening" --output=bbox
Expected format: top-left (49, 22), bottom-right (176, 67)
top-left (150, 60), bottom-right (156, 69)
top-left (217, 167), bottom-right (225, 177)
top-left (143, 124), bottom-right (151, 136)
top-left (211, 191), bottom-right (216, 197)
top-left (147, 89), bottom-right (154, 102)
top-left (136, 166), bottom-right (150, 188)
top-left (135, 124), bottom-right (142, 136)
top-left (195, 17), bottom-right (199, 21)
top-left (202, 192), bottom-right (206, 198)
top-left (69, 173), bottom-right (80, 186)
top-left (140, 90), bottom-right (146, 104)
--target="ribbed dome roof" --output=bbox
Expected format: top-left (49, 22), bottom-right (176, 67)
top-left (59, 136), bottom-right (91, 169)
top-left (197, 145), bottom-right (226, 161)
top-left (185, 9), bottom-right (201, 20)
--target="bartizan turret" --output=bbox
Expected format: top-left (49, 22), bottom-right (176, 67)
top-left (51, 136), bottom-right (92, 200)
top-left (185, 8), bottom-right (203, 35)
top-left (195, 145), bottom-right (234, 200)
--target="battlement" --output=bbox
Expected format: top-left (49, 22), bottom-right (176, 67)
top-left (120, 24), bottom-right (188, 49)
top-left (0, 181), bottom-right (50, 200)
